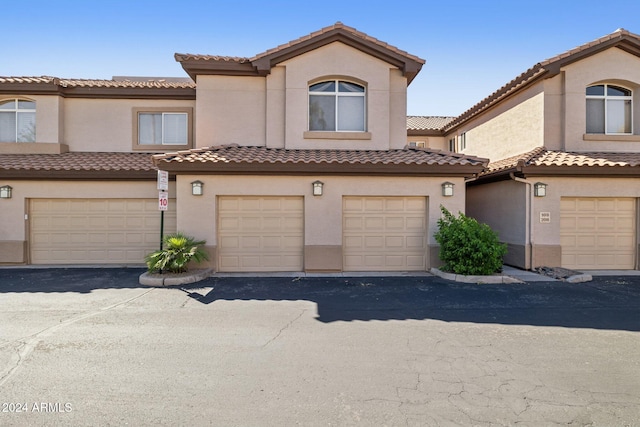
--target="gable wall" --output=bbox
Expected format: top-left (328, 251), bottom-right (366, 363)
top-left (562, 47), bottom-right (640, 152)
top-left (280, 42), bottom-right (404, 150)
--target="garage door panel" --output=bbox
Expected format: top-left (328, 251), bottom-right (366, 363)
top-left (218, 196), bottom-right (303, 272)
top-left (385, 236), bottom-right (404, 248)
top-left (30, 199), bottom-right (176, 264)
top-left (343, 197), bottom-right (426, 271)
top-left (561, 197), bottom-right (635, 270)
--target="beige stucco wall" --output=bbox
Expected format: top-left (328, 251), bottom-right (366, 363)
top-left (562, 47), bottom-right (640, 152)
top-left (448, 83), bottom-right (545, 161)
top-left (0, 179), bottom-right (171, 263)
top-left (175, 174), bottom-right (466, 270)
top-left (64, 98), bottom-right (195, 152)
top-left (195, 75), bottom-right (266, 148)
top-left (466, 180), bottom-right (527, 244)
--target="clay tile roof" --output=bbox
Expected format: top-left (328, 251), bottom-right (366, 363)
top-left (176, 22), bottom-right (424, 82)
top-left (445, 28), bottom-right (640, 132)
top-left (0, 152), bottom-right (158, 179)
top-left (0, 76), bottom-right (195, 90)
top-left (58, 78), bottom-right (195, 89)
top-left (482, 147), bottom-right (640, 177)
top-left (407, 116), bottom-right (455, 131)
top-left (173, 54), bottom-right (251, 63)
top-left (483, 147), bottom-right (547, 175)
top-left (0, 76), bottom-right (57, 84)
top-left (251, 22), bottom-right (425, 65)
top-left (153, 145), bottom-right (487, 176)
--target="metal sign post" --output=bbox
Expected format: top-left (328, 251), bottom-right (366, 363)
top-left (157, 171), bottom-right (169, 250)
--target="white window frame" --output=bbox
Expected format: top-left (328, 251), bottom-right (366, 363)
top-left (308, 80), bottom-right (366, 132)
top-left (132, 107), bottom-right (192, 151)
top-left (586, 84), bottom-right (633, 135)
top-left (448, 137), bottom-right (456, 152)
top-left (459, 132), bottom-right (467, 150)
top-left (0, 98), bottom-right (36, 143)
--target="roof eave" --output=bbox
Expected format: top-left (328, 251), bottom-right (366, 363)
top-left (0, 169), bottom-right (157, 180)
top-left (154, 161), bottom-right (483, 177)
top-left (253, 30), bottom-right (424, 82)
top-left (176, 58), bottom-right (258, 80)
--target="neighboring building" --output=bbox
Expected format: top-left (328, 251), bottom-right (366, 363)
top-left (0, 23), bottom-right (486, 271)
top-left (406, 116), bottom-right (453, 150)
top-left (446, 29), bottom-right (640, 270)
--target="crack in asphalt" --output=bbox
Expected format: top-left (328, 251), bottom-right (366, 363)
top-left (0, 288), bottom-right (155, 387)
top-left (261, 309), bottom-right (307, 348)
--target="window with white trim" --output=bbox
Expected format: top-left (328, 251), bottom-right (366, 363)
top-left (448, 137), bottom-right (456, 152)
top-left (139, 112), bottom-right (188, 145)
top-left (133, 108), bottom-right (192, 150)
top-left (309, 80), bottom-right (366, 131)
top-left (0, 99), bottom-right (36, 143)
top-left (459, 132), bottom-right (467, 150)
top-left (586, 84), bottom-right (632, 134)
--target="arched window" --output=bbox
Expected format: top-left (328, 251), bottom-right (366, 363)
top-left (0, 99), bottom-right (36, 142)
top-left (586, 84), bottom-right (632, 134)
top-left (309, 80), bottom-right (366, 131)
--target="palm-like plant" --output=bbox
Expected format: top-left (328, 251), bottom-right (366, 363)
top-left (145, 232), bottom-right (208, 273)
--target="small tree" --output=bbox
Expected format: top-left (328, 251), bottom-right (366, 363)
top-left (145, 232), bottom-right (208, 274)
top-left (434, 206), bottom-right (506, 275)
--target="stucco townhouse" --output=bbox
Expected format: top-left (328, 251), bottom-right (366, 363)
top-left (409, 28), bottom-right (640, 271)
top-left (0, 23), bottom-right (487, 272)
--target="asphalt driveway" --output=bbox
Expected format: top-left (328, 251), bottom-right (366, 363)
top-left (1, 268), bottom-right (639, 426)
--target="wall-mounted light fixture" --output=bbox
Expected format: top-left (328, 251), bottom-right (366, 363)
top-left (441, 182), bottom-right (454, 197)
top-left (534, 182), bottom-right (547, 197)
top-left (0, 185), bottom-right (12, 199)
top-left (312, 180), bottom-right (324, 196)
top-left (191, 180), bottom-right (204, 196)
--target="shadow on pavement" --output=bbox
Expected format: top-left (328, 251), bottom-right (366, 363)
top-left (1, 268), bottom-right (639, 331)
top-left (0, 268), bottom-right (146, 293)
top-left (184, 275), bottom-right (640, 331)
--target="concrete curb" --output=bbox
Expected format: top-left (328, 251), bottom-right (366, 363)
top-left (565, 273), bottom-right (593, 283)
top-left (139, 268), bottom-right (213, 287)
top-left (430, 268), bottom-right (524, 284)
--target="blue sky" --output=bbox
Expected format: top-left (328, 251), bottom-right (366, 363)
top-left (4, 0), bottom-right (640, 116)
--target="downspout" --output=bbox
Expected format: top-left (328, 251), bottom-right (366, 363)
top-left (510, 173), bottom-right (534, 270)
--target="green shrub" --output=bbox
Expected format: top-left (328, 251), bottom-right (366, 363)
top-left (434, 206), bottom-right (506, 275)
top-left (145, 232), bottom-right (208, 273)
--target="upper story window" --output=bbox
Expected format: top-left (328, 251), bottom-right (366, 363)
top-left (0, 99), bottom-right (36, 143)
top-left (133, 108), bottom-right (192, 150)
top-left (459, 132), bottom-right (467, 150)
top-left (309, 80), bottom-right (366, 132)
top-left (586, 84), bottom-right (632, 134)
top-left (448, 137), bottom-right (456, 152)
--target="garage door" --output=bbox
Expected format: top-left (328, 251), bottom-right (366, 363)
top-left (218, 196), bottom-right (304, 272)
top-left (343, 197), bottom-right (427, 271)
top-left (30, 198), bottom-right (176, 264)
top-left (560, 197), bottom-right (636, 270)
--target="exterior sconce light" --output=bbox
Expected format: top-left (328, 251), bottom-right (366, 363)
top-left (312, 180), bottom-right (324, 196)
top-left (0, 185), bottom-right (12, 199)
top-left (442, 182), bottom-right (454, 197)
top-left (534, 182), bottom-right (547, 197)
top-left (191, 180), bottom-right (204, 196)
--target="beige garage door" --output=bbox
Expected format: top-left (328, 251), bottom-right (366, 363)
top-left (561, 197), bottom-right (636, 270)
top-left (30, 198), bottom-right (177, 264)
top-left (218, 196), bottom-right (304, 272)
top-left (343, 197), bottom-right (427, 271)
